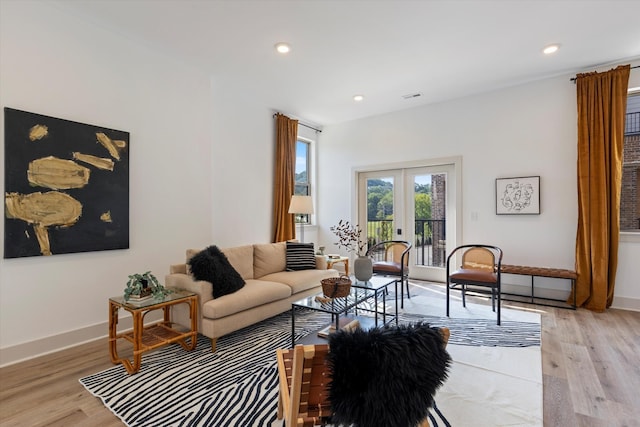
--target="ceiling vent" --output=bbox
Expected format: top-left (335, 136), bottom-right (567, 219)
top-left (402, 93), bottom-right (422, 99)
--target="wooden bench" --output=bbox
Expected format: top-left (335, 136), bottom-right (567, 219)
top-left (500, 264), bottom-right (577, 309)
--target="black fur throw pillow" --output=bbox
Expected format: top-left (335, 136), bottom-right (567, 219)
top-left (327, 322), bottom-right (451, 427)
top-left (188, 245), bottom-right (245, 298)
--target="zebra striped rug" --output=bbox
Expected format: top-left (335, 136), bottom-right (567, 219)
top-left (80, 309), bottom-right (539, 427)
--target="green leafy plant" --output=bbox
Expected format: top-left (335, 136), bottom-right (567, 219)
top-left (124, 271), bottom-right (171, 301)
top-left (330, 220), bottom-right (366, 256)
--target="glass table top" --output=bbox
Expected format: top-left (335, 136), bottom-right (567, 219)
top-left (350, 275), bottom-right (397, 291)
top-left (110, 289), bottom-right (196, 309)
top-left (293, 276), bottom-right (397, 312)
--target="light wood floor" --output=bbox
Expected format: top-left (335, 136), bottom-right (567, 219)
top-left (0, 282), bottom-right (638, 426)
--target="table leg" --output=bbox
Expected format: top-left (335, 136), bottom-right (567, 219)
top-left (381, 287), bottom-right (387, 325)
top-left (291, 307), bottom-right (296, 347)
top-left (395, 280), bottom-right (399, 325)
top-left (108, 301), bottom-right (139, 374)
top-left (129, 311), bottom-right (144, 374)
top-left (108, 301), bottom-right (120, 364)
top-left (531, 276), bottom-right (535, 304)
top-left (176, 296), bottom-right (198, 351)
top-left (374, 288), bottom-right (379, 326)
top-left (354, 289), bottom-right (359, 316)
top-left (188, 296), bottom-right (198, 349)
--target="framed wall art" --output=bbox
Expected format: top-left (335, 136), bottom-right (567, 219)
top-left (495, 176), bottom-right (540, 215)
top-left (4, 108), bottom-right (129, 258)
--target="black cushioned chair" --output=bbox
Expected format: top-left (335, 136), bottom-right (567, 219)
top-left (365, 240), bottom-right (412, 308)
top-left (446, 244), bottom-right (503, 325)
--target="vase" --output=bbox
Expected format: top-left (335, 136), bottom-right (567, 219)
top-left (354, 255), bottom-right (373, 282)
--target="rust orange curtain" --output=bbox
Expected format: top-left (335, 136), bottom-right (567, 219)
top-left (273, 113), bottom-right (298, 242)
top-left (573, 65), bottom-right (630, 311)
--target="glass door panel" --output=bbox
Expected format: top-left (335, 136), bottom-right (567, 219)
top-left (365, 175), bottom-right (394, 245)
top-left (405, 166), bottom-right (453, 282)
top-left (358, 162), bottom-right (456, 283)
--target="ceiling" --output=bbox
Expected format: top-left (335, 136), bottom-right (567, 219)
top-left (53, 0), bottom-right (640, 126)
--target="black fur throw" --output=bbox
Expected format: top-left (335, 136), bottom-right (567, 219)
top-left (188, 245), bottom-right (245, 298)
top-left (327, 322), bottom-right (451, 427)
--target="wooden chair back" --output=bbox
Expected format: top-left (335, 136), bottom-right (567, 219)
top-left (461, 247), bottom-right (496, 272)
top-left (386, 241), bottom-right (411, 266)
top-left (276, 344), bottom-right (331, 427)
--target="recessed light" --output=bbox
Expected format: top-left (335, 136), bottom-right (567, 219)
top-left (543, 44), bottom-right (560, 55)
top-left (353, 95), bottom-right (364, 102)
top-left (275, 42), bottom-right (290, 54)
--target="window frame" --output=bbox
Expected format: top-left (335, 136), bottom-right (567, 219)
top-left (621, 87), bottom-right (640, 241)
top-left (294, 137), bottom-right (313, 224)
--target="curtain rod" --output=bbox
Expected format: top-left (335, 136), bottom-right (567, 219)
top-left (273, 113), bottom-right (322, 133)
top-left (569, 65), bottom-right (639, 82)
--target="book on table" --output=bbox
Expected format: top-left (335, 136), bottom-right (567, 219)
top-left (126, 294), bottom-right (153, 304)
top-left (317, 317), bottom-right (360, 338)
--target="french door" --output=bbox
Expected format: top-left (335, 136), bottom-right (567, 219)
top-left (357, 162), bottom-right (458, 282)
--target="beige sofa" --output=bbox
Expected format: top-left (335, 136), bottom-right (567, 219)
top-left (166, 241), bottom-right (338, 351)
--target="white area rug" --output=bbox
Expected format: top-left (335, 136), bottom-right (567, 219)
top-left (405, 287), bottom-right (543, 427)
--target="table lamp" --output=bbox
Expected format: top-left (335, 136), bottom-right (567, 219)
top-left (288, 195), bottom-right (314, 243)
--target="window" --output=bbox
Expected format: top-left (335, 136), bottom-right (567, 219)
top-left (294, 139), bottom-right (311, 223)
top-left (621, 90), bottom-right (640, 232)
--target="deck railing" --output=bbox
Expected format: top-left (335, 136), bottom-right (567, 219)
top-left (366, 219), bottom-right (446, 267)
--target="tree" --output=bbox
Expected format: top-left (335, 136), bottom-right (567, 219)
top-left (415, 193), bottom-right (431, 220)
top-left (367, 179), bottom-right (393, 220)
top-left (378, 191), bottom-right (394, 219)
top-left (414, 182), bottom-right (431, 195)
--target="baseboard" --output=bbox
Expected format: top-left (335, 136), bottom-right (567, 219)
top-left (0, 311), bottom-right (161, 368)
top-left (611, 295), bottom-right (640, 312)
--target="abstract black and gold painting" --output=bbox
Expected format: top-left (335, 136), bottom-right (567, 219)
top-left (4, 108), bottom-right (129, 258)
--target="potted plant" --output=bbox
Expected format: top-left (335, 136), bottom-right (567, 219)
top-left (124, 271), bottom-right (171, 302)
top-left (330, 220), bottom-right (373, 281)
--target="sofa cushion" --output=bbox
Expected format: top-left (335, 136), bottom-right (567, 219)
top-left (186, 248), bottom-right (200, 261)
top-left (261, 268), bottom-right (337, 294)
top-left (286, 241), bottom-right (316, 271)
top-left (189, 245), bottom-right (246, 298)
top-left (253, 242), bottom-right (286, 278)
top-left (202, 279), bottom-right (292, 319)
top-left (222, 244), bottom-right (254, 280)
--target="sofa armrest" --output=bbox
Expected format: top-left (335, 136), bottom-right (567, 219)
top-left (165, 273), bottom-right (214, 305)
top-left (315, 255), bottom-right (328, 270)
top-left (170, 263), bottom-right (187, 274)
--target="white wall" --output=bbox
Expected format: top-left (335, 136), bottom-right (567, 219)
top-left (209, 82), bottom-right (275, 247)
top-left (0, 1), bottom-right (214, 365)
top-left (317, 76), bottom-right (578, 265)
top-left (315, 66), bottom-right (640, 309)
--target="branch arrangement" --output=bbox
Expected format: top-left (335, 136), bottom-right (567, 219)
top-left (330, 220), bottom-right (366, 256)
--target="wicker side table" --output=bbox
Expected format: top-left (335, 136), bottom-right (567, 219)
top-left (108, 289), bottom-right (198, 374)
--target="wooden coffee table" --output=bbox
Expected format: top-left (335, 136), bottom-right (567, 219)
top-left (108, 289), bottom-right (198, 374)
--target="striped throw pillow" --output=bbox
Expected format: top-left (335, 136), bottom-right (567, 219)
top-left (286, 242), bottom-right (316, 271)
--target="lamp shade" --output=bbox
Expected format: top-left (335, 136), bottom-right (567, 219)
top-left (288, 195), bottom-right (314, 214)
